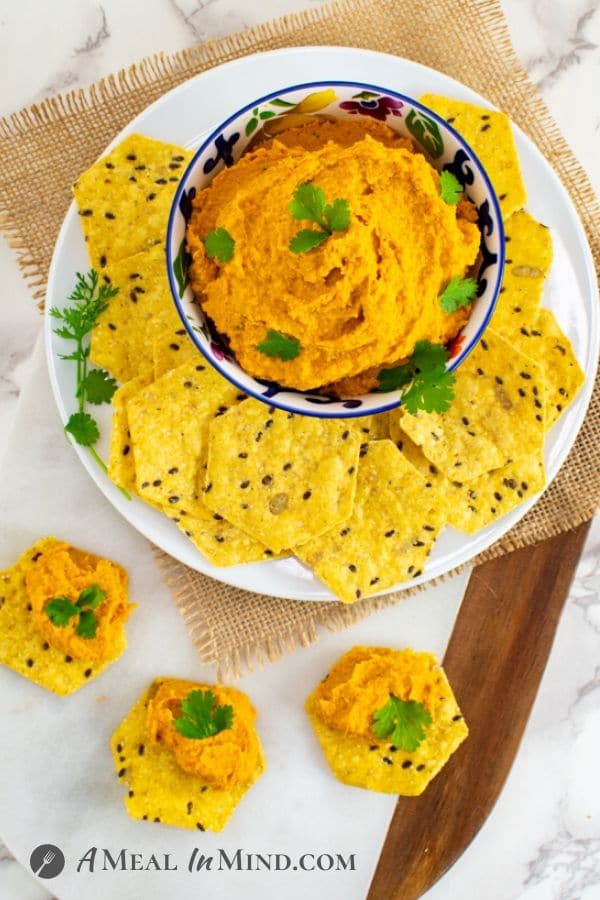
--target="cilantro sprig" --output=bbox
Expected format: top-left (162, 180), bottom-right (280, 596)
top-left (50, 271), bottom-right (125, 491)
top-left (372, 695), bottom-right (432, 752)
top-left (439, 276), bottom-right (478, 313)
top-left (205, 227), bottom-right (235, 263)
top-left (439, 170), bottom-right (463, 205)
top-left (289, 183), bottom-right (351, 253)
top-left (174, 689), bottom-right (235, 740)
top-left (45, 583), bottom-right (106, 640)
top-left (378, 340), bottom-right (456, 414)
top-left (256, 329), bottom-right (301, 361)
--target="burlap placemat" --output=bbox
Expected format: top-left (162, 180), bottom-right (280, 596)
top-left (1, 0), bottom-right (598, 678)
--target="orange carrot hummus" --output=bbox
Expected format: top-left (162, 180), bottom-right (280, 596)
top-left (187, 119), bottom-right (480, 393)
top-left (145, 678), bottom-right (262, 789)
top-left (26, 541), bottom-right (134, 663)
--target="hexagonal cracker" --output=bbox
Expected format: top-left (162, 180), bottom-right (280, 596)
top-left (204, 402), bottom-right (361, 553)
top-left (306, 647), bottom-right (468, 795)
top-left (111, 678), bottom-right (265, 831)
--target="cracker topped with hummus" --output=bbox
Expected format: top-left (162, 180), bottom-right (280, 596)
top-left (186, 120), bottom-right (480, 395)
top-left (0, 538), bottom-right (134, 694)
top-left (111, 677), bottom-right (265, 831)
top-left (306, 646), bottom-right (468, 795)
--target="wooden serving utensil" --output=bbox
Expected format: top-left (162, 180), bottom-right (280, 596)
top-left (368, 520), bottom-right (592, 900)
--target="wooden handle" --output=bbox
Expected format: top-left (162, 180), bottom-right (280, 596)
top-left (368, 521), bottom-right (591, 900)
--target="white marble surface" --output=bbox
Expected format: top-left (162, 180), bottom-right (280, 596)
top-left (0, 0), bottom-right (598, 898)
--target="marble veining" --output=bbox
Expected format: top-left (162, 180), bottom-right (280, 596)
top-left (0, 1), bottom-right (598, 899)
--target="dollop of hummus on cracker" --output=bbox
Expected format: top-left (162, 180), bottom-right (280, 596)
top-left (145, 678), bottom-right (262, 789)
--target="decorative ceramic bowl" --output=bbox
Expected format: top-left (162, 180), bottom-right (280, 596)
top-left (166, 80), bottom-right (504, 418)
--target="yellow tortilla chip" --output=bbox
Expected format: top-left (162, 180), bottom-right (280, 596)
top-left (400, 329), bottom-right (546, 481)
top-left (205, 402), bottom-right (361, 553)
top-left (90, 244), bottom-right (190, 382)
top-left (490, 210), bottom-right (553, 339)
top-left (513, 308), bottom-right (584, 427)
top-left (388, 417), bottom-right (547, 534)
top-left (348, 412), bottom-right (390, 442)
top-left (108, 372), bottom-right (154, 492)
top-left (419, 94), bottom-right (526, 218)
top-left (73, 134), bottom-right (193, 272)
top-left (296, 440), bottom-right (446, 602)
top-left (306, 649), bottom-right (468, 795)
top-left (127, 360), bottom-right (243, 516)
top-left (163, 503), bottom-right (285, 567)
top-left (0, 539), bottom-right (128, 695)
top-left (153, 327), bottom-right (199, 378)
top-left (111, 678), bottom-right (265, 831)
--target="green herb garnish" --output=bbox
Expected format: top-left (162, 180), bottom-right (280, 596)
top-left (372, 695), bottom-right (432, 752)
top-left (439, 276), bottom-right (478, 313)
top-left (50, 271), bottom-right (124, 489)
top-left (205, 227), bottom-right (235, 263)
top-left (174, 689), bottom-right (234, 740)
top-left (439, 170), bottom-right (463, 205)
top-left (377, 340), bottom-right (456, 414)
top-left (45, 583), bottom-right (107, 640)
top-left (256, 329), bottom-right (301, 361)
top-left (289, 183), bottom-right (351, 253)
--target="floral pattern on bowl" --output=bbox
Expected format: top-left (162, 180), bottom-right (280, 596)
top-left (166, 80), bottom-right (505, 418)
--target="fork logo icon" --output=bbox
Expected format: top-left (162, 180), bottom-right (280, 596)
top-left (30, 844), bottom-right (65, 879)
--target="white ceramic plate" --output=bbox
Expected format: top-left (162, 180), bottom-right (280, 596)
top-left (45, 46), bottom-right (599, 601)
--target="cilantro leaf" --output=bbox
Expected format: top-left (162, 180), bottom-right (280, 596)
top-left (324, 198), bottom-right (351, 232)
top-left (289, 229), bottom-right (329, 254)
top-left (377, 364), bottom-right (414, 393)
top-left (439, 170), bottom-right (463, 205)
top-left (76, 608), bottom-right (99, 639)
top-left (289, 183), bottom-right (326, 224)
top-left (372, 695), bottom-right (432, 752)
top-left (53, 271), bottom-right (121, 477)
top-left (174, 689), bottom-right (235, 740)
top-left (289, 183), bottom-right (351, 253)
top-left (402, 369), bottom-right (456, 415)
top-left (80, 368), bottom-right (118, 405)
top-left (45, 597), bottom-right (80, 627)
top-left (77, 584), bottom-right (106, 610)
top-left (377, 340), bottom-right (456, 414)
top-left (410, 339), bottom-right (450, 372)
top-left (205, 227), bottom-right (235, 263)
top-left (65, 411), bottom-right (100, 447)
top-left (256, 329), bottom-right (301, 361)
top-left (439, 276), bottom-right (478, 313)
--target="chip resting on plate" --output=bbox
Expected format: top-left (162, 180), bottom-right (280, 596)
top-left (389, 417), bottom-right (546, 534)
top-left (73, 134), bottom-right (193, 272)
top-left (111, 677), bottom-right (265, 831)
top-left (204, 402), bottom-right (361, 553)
top-left (163, 503), bottom-right (284, 567)
top-left (512, 308), bottom-right (584, 427)
top-left (108, 371), bottom-right (154, 492)
top-left (347, 412), bottom-right (390, 442)
top-left (152, 326), bottom-right (198, 378)
top-left (419, 94), bottom-right (526, 219)
top-left (489, 210), bottom-right (553, 339)
top-left (90, 244), bottom-right (192, 382)
top-left (306, 646), bottom-right (468, 795)
top-left (127, 359), bottom-right (242, 515)
top-left (400, 329), bottom-right (546, 481)
top-left (296, 440), bottom-right (446, 602)
top-left (0, 538), bottom-right (133, 695)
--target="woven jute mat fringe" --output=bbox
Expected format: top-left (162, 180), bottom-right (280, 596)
top-left (1, 0), bottom-right (598, 679)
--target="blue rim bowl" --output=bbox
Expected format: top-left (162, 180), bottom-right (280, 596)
top-left (166, 80), bottom-right (504, 418)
